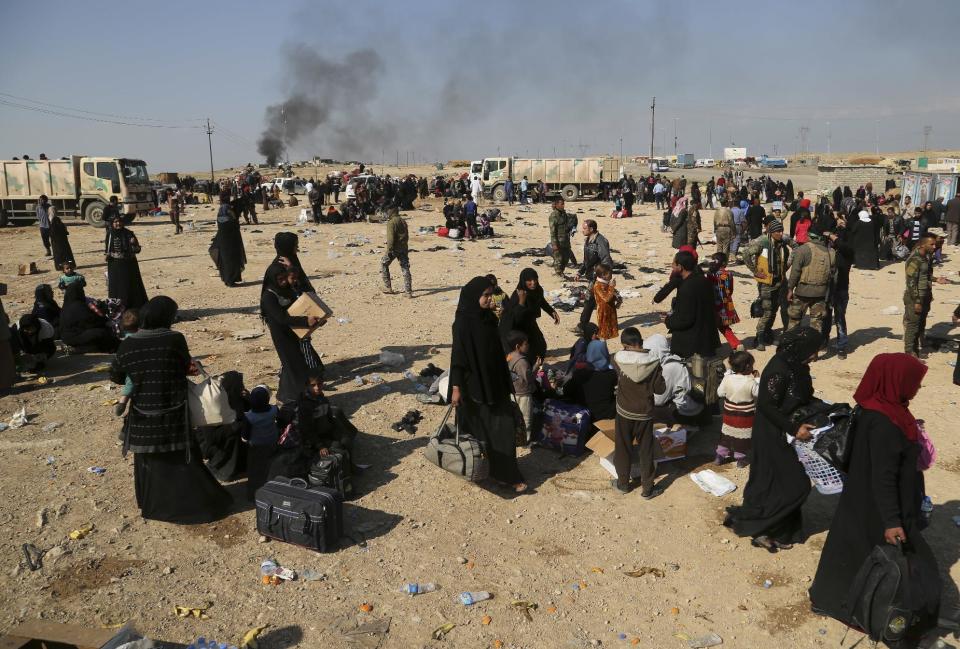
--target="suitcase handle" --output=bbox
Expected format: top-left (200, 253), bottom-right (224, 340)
top-left (289, 477), bottom-right (309, 488)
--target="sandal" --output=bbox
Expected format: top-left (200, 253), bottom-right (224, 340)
top-left (512, 482), bottom-right (528, 494)
top-left (751, 536), bottom-right (778, 554)
top-left (773, 541), bottom-right (794, 550)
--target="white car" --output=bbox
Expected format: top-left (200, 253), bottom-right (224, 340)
top-left (345, 174), bottom-right (375, 201)
top-left (265, 177), bottom-right (307, 195)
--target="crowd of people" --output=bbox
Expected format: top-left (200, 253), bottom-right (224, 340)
top-left (0, 162), bottom-right (957, 647)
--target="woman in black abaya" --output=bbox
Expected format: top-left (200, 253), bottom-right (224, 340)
top-left (450, 276), bottom-right (526, 492)
top-left (809, 354), bottom-right (940, 645)
top-left (48, 208), bottom-right (74, 271)
top-left (498, 268), bottom-right (559, 363)
top-left (266, 232), bottom-right (315, 292)
top-left (105, 217), bottom-right (148, 310)
top-left (724, 326), bottom-right (822, 552)
top-left (848, 208), bottom-right (881, 270)
top-left (212, 193), bottom-right (246, 287)
top-left (60, 283), bottom-right (118, 353)
top-left (261, 263), bottom-right (325, 404)
top-left (110, 296), bottom-right (231, 524)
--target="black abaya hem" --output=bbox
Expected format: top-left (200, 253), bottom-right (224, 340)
top-left (460, 397), bottom-right (523, 484)
top-left (133, 448), bottom-right (232, 524)
top-left (108, 257), bottom-right (148, 310)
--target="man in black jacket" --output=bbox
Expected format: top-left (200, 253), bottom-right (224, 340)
top-left (746, 197), bottom-right (766, 239)
top-left (663, 250), bottom-right (720, 358)
top-left (576, 219), bottom-right (614, 331)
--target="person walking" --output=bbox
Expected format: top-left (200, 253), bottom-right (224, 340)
top-left (786, 229), bottom-right (835, 339)
top-left (520, 176), bottom-right (529, 204)
top-left (212, 192), bottom-right (246, 287)
top-left (380, 207), bottom-right (412, 298)
top-left (549, 198), bottom-right (572, 277)
top-left (504, 178), bottom-right (514, 205)
top-left (714, 197), bottom-right (734, 257)
top-left (903, 233), bottom-right (935, 357)
top-left (168, 189), bottom-right (183, 234)
top-left (576, 219), bottom-right (613, 331)
top-left (653, 178), bottom-right (666, 211)
top-left (742, 220), bottom-right (790, 350)
top-left (36, 194), bottom-right (52, 257)
top-left (945, 189), bottom-right (960, 246)
top-left (663, 250), bottom-right (721, 358)
top-left (105, 217), bottom-right (148, 310)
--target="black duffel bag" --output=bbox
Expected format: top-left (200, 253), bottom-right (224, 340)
top-left (255, 476), bottom-right (343, 552)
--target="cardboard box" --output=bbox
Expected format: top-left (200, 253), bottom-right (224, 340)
top-left (0, 621), bottom-right (116, 649)
top-left (17, 262), bottom-right (37, 276)
top-left (287, 292), bottom-right (334, 339)
top-left (588, 419), bottom-right (687, 479)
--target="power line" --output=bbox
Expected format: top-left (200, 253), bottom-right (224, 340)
top-left (0, 97), bottom-right (204, 129)
top-left (0, 90), bottom-right (204, 125)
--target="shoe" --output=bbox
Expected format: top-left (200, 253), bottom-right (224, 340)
top-left (751, 535), bottom-right (778, 553)
top-left (640, 486), bottom-right (663, 500)
top-left (754, 342), bottom-right (766, 352)
top-left (773, 541), bottom-right (794, 550)
top-left (610, 479), bottom-right (631, 494)
top-left (714, 453), bottom-right (732, 466)
top-left (837, 350), bottom-right (847, 360)
top-left (736, 457), bottom-right (750, 468)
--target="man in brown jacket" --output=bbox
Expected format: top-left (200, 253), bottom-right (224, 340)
top-left (714, 197), bottom-right (734, 257)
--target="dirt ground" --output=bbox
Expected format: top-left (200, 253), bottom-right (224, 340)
top-left (0, 174), bottom-right (958, 649)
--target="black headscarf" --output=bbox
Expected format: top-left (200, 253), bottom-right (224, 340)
top-left (141, 296), bottom-right (178, 329)
top-left (449, 276), bottom-right (511, 404)
top-left (62, 282), bottom-right (86, 306)
top-left (775, 326), bottom-right (822, 365)
top-left (33, 284), bottom-right (60, 320)
top-left (508, 268), bottom-right (544, 307)
top-left (268, 232), bottom-right (314, 292)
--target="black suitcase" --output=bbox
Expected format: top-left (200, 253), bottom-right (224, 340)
top-left (255, 476), bottom-right (343, 552)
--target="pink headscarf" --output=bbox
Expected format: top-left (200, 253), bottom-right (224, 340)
top-left (672, 196), bottom-right (688, 217)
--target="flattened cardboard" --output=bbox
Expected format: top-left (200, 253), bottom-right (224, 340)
top-left (287, 292), bottom-right (333, 339)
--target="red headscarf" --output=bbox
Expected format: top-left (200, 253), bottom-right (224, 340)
top-left (678, 244), bottom-right (699, 262)
top-left (853, 353), bottom-right (927, 441)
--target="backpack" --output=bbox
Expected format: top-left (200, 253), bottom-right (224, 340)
top-left (844, 543), bottom-right (924, 648)
top-left (307, 450), bottom-right (353, 497)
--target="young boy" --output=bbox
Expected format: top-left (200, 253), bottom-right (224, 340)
top-left (506, 330), bottom-right (542, 444)
top-left (57, 260), bottom-right (86, 291)
top-left (295, 371), bottom-right (358, 494)
top-left (241, 385), bottom-right (280, 499)
top-left (611, 327), bottom-right (665, 497)
top-left (114, 309), bottom-right (139, 416)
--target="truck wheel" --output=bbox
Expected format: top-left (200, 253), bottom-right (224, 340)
top-left (561, 185), bottom-right (578, 201)
top-left (491, 185), bottom-right (507, 202)
top-left (84, 200), bottom-right (107, 227)
top-left (0, 210), bottom-right (7, 228)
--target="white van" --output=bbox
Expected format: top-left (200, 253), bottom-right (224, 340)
top-left (695, 158), bottom-right (716, 168)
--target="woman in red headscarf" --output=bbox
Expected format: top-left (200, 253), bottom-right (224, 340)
top-left (809, 353), bottom-right (941, 643)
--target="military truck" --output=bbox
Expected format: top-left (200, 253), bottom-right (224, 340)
top-left (0, 156), bottom-right (153, 227)
top-left (476, 156), bottom-right (621, 201)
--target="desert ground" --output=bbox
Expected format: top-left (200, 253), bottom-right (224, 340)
top-left (0, 166), bottom-right (958, 649)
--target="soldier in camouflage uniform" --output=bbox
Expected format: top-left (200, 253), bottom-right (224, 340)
top-left (742, 219), bottom-right (790, 351)
top-left (903, 233), bottom-right (935, 356)
top-left (381, 207), bottom-right (413, 298)
top-left (786, 229), bottom-right (835, 336)
top-left (549, 198), bottom-right (572, 277)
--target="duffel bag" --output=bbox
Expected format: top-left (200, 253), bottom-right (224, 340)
top-left (187, 362), bottom-right (236, 428)
top-left (308, 450), bottom-right (353, 497)
top-left (423, 405), bottom-right (488, 482)
top-left (255, 476), bottom-right (343, 552)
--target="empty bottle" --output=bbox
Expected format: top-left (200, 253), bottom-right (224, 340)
top-left (459, 591), bottom-right (491, 606)
top-left (194, 639), bottom-right (207, 649)
top-left (401, 582), bottom-right (437, 596)
top-left (260, 559), bottom-right (277, 577)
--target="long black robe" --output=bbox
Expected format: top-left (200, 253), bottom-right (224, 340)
top-left (848, 212), bottom-right (881, 270)
top-left (451, 277), bottom-right (523, 485)
top-left (746, 205), bottom-right (766, 239)
top-left (498, 270), bottom-right (556, 363)
top-left (60, 284), bottom-right (117, 353)
top-left (49, 216), bottom-right (74, 270)
top-left (213, 206), bottom-right (246, 286)
top-left (263, 232), bottom-right (314, 292)
top-left (261, 274), bottom-right (319, 404)
top-left (725, 332), bottom-right (820, 543)
top-left (785, 180), bottom-right (795, 203)
top-left (105, 227), bottom-right (148, 309)
top-left (832, 187), bottom-right (843, 211)
top-left (809, 409), bottom-right (940, 639)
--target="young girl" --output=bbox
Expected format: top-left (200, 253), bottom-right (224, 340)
top-left (114, 309), bottom-right (140, 417)
top-left (242, 385), bottom-right (280, 499)
top-left (592, 263), bottom-right (621, 340)
top-left (57, 260), bottom-right (86, 292)
top-left (715, 350), bottom-right (759, 467)
top-left (485, 274), bottom-right (506, 317)
top-left (707, 253), bottom-right (742, 351)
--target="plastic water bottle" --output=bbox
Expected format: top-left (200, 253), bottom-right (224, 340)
top-left (401, 582), bottom-right (437, 596)
top-left (194, 638), bottom-right (207, 649)
top-left (402, 370), bottom-right (416, 381)
top-left (459, 591), bottom-right (491, 606)
top-left (260, 559), bottom-right (277, 577)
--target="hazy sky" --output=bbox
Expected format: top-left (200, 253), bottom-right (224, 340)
top-left (2, 0), bottom-right (958, 171)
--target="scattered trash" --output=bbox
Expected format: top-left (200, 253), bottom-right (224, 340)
top-left (400, 582), bottom-right (437, 596)
top-left (379, 350), bottom-right (405, 367)
top-left (174, 602), bottom-right (211, 619)
top-left (87, 466), bottom-right (107, 476)
top-left (240, 625), bottom-right (269, 649)
top-left (340, 617), bottom-right (392, 647)
top-left (949, 360), bottom-right (957, 368)
top-left (9, 406), bottom-right (28, 429)
top-left (0, 422), bottom-right (8, 432)
top-left (459, 591), bottom-right (491, 605)
top-left (880, 305), bottom-right (903, 316)
top-left (431, 622), bottom-right (455, 640)
top-left (41, 421), bottom-right (62, 433)
top-left (689, 470), bottom-right (737, 497)
top-left (358, 602), bottom-right (374, 613)
top-left (512, 601), bottom-right (537, 622)
top-left (368, 374), bottom-right (385, 384)
top-left (762, 579), bottom-right (773, 589)
top-left (69, 524), bottom-right (94, 540)
top-left (22, 543), bottom-right (44, 571)
top-left (623, 566), bottom-right (664, 579)
top-left (300, 569), bottom-right (325, 582)
top-left (353, 376), bottom-right (365, 386)
top-left (45, 456), bottom-right (55, 465)
top-left (260, 559), bottom-right (295, 581)
top-left (688, 633), bottom-right (723, 648)
top-left (232, 330), bottom-right (264, 341)
top-left (391, 410), bottom-right (423, 434)
top-left (670, 607), bottom-right (680, 615)
top-left (336, 317), bottom-right (351, 325)
top-left (481, 615), bottom-right (492, 625)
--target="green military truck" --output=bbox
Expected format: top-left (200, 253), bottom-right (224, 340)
top-left (476, 156), bottom-right (621, 201)
top-left (0, 156), bottom-right (153, 227)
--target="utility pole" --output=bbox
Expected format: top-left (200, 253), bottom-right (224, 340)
top-left (799, 126), bottom-right (809, 156)
top-left (922, 125), bottom-right (932, 152)
top-left (709, 126), bottom-right (713, 159)
top-left (875, 120), bottom-right (880, 155)
top-left (826, 121), bottom-right (831, 155)
top-left (673, 118), bottom-right (678, 155)
top-left (205, 118), bottom-right (214, 183)
top-left (281, 105), bottom-right (287, 165)
top-left (649, 96), bottom-right (656, 160)
top-left (619, 136), bottom-right (623, 167)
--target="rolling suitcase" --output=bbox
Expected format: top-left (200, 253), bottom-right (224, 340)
top-left (540, 399), bottom-right (592, 455)
top-left (255, 476), bottom-right (343, 552)
top-left (422, 405), bottom-right (488, 482)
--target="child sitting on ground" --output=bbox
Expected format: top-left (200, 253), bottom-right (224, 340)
top-left (114, 309), bottom-right (140, 417)
top-left (706, 253), bottom-right (742, 351)
top-left (241, 385), bottom-right (280, 499)
top-left (611, 327), bottom-right (665, 497)
top-left (592, 263), bottom-right (621, 340)
top-left (715, 350), bottom-right (759, 467)
top-left (57, 260), bottom-right (86, 292)
top-left (506, 330), bottom-right (542, 444)
top-left (294, 370), bottom-right (358, 494)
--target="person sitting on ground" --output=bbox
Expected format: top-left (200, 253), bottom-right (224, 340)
top-left (31, 284), bottom-right (61, 335)
top-left (611, 327), bottom-right (666, 497)
top-left (641, 334), bottom-right (705, 429)
top-left (715, 350), bottom-right (759, 468)
top-left (564, 338), bottom-right (618, 422)
top-left (10, 314), bottom-right (57, 372)
top-left (114, 309), bottom-right (140, 416)
top-left (57, 260), bottom-right (86, 292)
top-left (325, 205), bottom-right (342, 224)
top-left (59, 283), bottom-right (118, 353)
top-left (241, 385), bottom-right (280, 500)
top-left (506, 330), bottom-right (541, 444)
top-left (565, 322), bottom-right (599, 376)
top-left (293, 370), bottom-right (358, 493)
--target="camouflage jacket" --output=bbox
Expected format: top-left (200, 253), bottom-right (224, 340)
top-left (549, 209), bottom-right (570, 246)
top-left (903, 248), bottom-right (931, 303)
